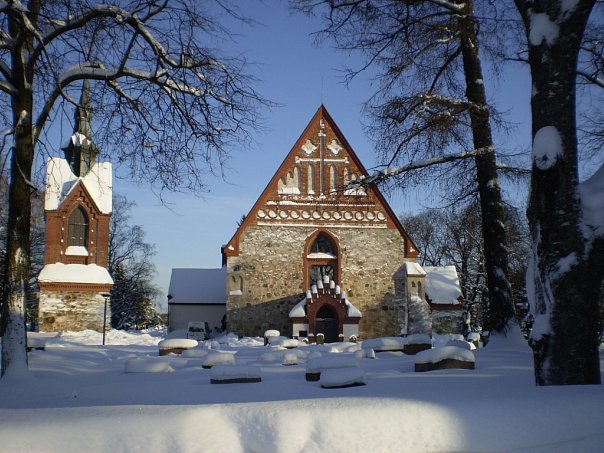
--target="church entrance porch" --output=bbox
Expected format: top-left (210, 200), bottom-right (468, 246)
top-left (289, 277), bottom-right (361, 343)
top-left (315, 304), bottom-right (338, 343)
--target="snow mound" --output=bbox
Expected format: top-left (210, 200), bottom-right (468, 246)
top-left (125, 358), bottom-right (173, 373)
top-left (361, 337), bottom-right (405, 351)
top-left (210, 365), bottom-right (261, 380)
top-left (282, 351), bottom-right (299, 366)
top-left (446, 340), bottom-right (475, 351)
top-left (271, 338), bottom-right (299, 348)
top-left (202, 352), bottom-right (236, 368)
top-left (181, 348), bottom-right (209, 358)
top-left (306, 355), bottom-right (359, 373)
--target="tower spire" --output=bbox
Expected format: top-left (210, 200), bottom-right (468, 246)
top-left (63, 80), bottom-right (99, 176)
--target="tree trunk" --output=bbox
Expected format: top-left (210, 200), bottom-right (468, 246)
top-left (1, 5), bottom-right (38, 377)
top-left (523, 0), bottom-right (601, 385)
top-left (458, 2), bottom-right (516, 335)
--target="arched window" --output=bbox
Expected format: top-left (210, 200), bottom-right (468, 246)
top-left (68, 206), bottom-right (88, 247)
top-left (310, 234), bottom-right (336, 255)
top-left (306, 233), bottom-right (338, 287)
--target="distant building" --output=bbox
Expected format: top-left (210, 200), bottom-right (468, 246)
top-left (37, 83), bottom-right (113, 332)
top-left (167, 268), bottom-right (227, 332)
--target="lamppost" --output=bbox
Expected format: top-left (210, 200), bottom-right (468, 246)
top-left (101, 293), bottom-right (111, 345)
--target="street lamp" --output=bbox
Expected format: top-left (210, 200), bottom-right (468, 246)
top-left (101, 292), bottom-right (111, 345)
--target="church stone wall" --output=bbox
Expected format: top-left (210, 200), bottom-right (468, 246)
top-left (226, 224), bottom-right (409, 339)
top-left (39, 290), bottom-right (109, 332)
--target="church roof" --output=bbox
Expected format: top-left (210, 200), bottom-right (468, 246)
top-left (223, 105), bottom-right (419, 258)
top-left (168, 268), bottom-right (227, 305)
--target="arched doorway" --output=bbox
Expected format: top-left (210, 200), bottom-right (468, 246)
top-left (315, 304), bottom-right (338, 343)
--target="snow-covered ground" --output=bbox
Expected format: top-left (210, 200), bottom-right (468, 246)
top-left (1, 329), bottom-right (603, 452)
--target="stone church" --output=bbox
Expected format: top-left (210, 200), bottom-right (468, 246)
top-left (37, 85), bottom-right (113, 332)
top-left (221, 106), bottom-right (462, 341)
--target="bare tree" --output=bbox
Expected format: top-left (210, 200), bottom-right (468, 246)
top-left (514, 0), bottom-right (603, 385)
top-left (0, 0), bottom-right (267, 377)
top-left (108, 194), bottom-right (160, 330)
top-left (295, 0), bottom-right (518, 335)
top-left (402, 202), bottom-right (530, 328)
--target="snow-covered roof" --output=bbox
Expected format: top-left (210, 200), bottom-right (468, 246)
top-left (38, 263), bottom-right (113, 285)
top-left (423, 265), bottom-right (463, 305)
top-left (403, 261), bottom-right (426, 276)
top-left (168, 268), bottom-right (227, 305)
top-left (44, 157), bottom-right (112, 214)
top-left (345, 301), bottom-right (362, 318)
top-left (289, 298), bottom-right (307, 317)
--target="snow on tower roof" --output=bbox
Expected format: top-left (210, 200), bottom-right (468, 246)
top-left (168, 268), bottom-right (227, 305)
top-left (423, 265), bottom-right (463, 305)
top-left (44, 157), bottom-right (112, 214)
top-left (38, 263), bottom-right (113, 285)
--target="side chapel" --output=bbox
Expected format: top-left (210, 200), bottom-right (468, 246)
top-left (222, 106), bottom-right (463, 341)
top-left (37, 84), bottom-right (114, 332)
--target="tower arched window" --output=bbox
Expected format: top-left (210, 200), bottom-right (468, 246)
top-left (68, 206), bottom-right (88, 247)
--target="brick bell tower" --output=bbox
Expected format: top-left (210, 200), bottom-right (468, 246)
top-left (37, 81), bottom-right (113, 333)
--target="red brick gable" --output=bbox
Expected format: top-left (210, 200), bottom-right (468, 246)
top-left (223, 105), bottom-right (419, 258)
top-left (44, 179), bottom-right (111, 267)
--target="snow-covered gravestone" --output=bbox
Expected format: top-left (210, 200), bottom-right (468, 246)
top-left (414, 346), bottom-right (475, 372)
top-left (264, 329), bottom-right (280, 346)
top-left (282, 351), bottom-right (299, 366)
top-left (403, 333), bottom-right (432, 355)
top-left (158, 338), bottom-right (198, 356)
top-left (210, 365), bottom-right (261, 384)
top-left (320, 367), bottom-right (367, 389)
top-left (361, 337), bottom-right (405, 353)
top-left (305, 355), bottom-right (360, 381)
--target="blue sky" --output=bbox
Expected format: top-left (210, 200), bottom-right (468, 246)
top-left (107, 1), bottom-right (533, 308)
